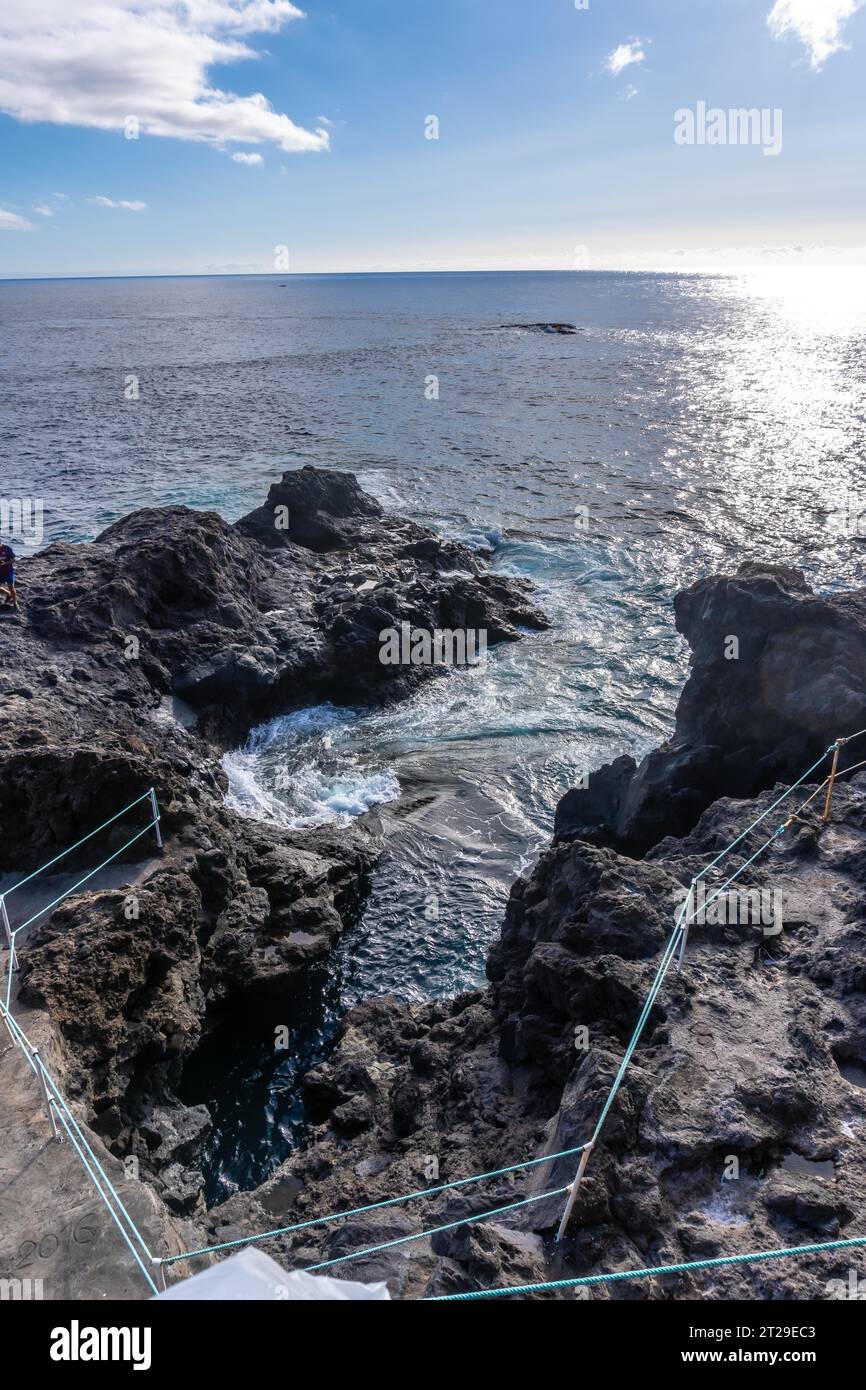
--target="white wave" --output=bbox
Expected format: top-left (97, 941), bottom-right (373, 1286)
top-left (223, 749), bottom-right (296, 828)
top-left (223, 703), bottom-right (401, 830)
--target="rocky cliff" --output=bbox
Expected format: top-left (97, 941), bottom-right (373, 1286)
top-left (2, 467), bottom-right (546, 1225)
top-left (200, 564), bottom-right (866, 1300)
top-left (5, 500), bottom-right (866, 1301)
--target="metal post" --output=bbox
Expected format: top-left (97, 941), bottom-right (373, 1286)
top-left (555, 1141), bottom-right (594, 1242)
top-left (822, 742), bottom-right (842, 822)
top-left (676, 882), bottom-right (696, 974)
top-left (33, 1048), bottom-right (61, 1142)
top-left (0, 896), bottom-right (18, 971)
top-left (149, 789), bottom-right (163, 850)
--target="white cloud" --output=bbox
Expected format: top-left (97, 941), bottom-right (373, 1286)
top-left (768, 0), bottom-right (864, 69)
top-left (0, 1), bottom-right (329, 154)
top-left (33, 192), bottom-right (69, 217)
top-left (604, 40), bottom-right (646, 76)
top-left (88, 196), bottom-right (147, 211)
top-left (0, 207), bottom-right (34, 230)
top-left (231, 151), bottom-right (263, 164)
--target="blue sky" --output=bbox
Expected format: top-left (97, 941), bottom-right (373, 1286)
top-left (0, 0), bottom-right (864, 276)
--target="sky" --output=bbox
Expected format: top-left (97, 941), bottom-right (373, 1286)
top-left (0, 0), bottom-right (864, 277)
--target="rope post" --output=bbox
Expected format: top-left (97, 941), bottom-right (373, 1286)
top-left (676, 882), bottom-right (696, 975)
top-left (0, 896), bottom-right (18, 972)
top-left (149, 789), bottom-right (163, 850)
top-left (153, 1258), bottom-right (167, 1292)
top-left (32, 1048), bottom-right (61, 1142)
top-left (555, 1141), bottom-right (594, 1242)
top-left (822, 741), bottom-right (843, 822)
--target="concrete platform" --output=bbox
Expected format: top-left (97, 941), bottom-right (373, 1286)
top-left (0, 988), bottom-right (190, 1302)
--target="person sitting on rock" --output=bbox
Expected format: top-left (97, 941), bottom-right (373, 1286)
top-left (0, 542), bottom-right (19, 610)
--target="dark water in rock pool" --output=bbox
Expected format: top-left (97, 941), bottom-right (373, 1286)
top-left (4, 270), bottom-right (865, 1203)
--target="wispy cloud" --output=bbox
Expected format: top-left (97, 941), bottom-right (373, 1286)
top-left (0, 1), bottom-right (329, 155)
top-left (231, 151), bottom-right (264, 165)
top-left (88, 196), bottom-right (147, 211)
top-left (33, 192), bottom-right (70, 217)
top-left (0, 207), bottom-right (34, 231)
top-left (604, 40), bottom-right (647, 77)
top-left (768, 0), bottom-right (864, 70)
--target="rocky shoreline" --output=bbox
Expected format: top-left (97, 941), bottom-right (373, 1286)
top-left (1, 467), bottom-right (547, 1240)
top-left (4, 473), bottom-right (866, 1300)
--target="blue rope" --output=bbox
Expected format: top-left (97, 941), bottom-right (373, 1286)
top-left (302, 1186), bottom-right (571, 1274)
top-left (427, 1233), bottom-right (866, 1300)
top-left (52, 1106), bottom-right (159, 1297)
top-left (165, 742), bottom-right (845, 1280)
top-left (164, 1144), bottom-right (590, 1264)
top-left (591, 821), bottom-right (788, 1140)
top-left (686, 750), bottom-right (830, 882)
top-left (0, 743), bottom-right (853, 1300)
top-left (1, 1002), bottom-right (157, 1295)
top-left (2, 790), bottom-right (153, 898)
top-left (1, 1001), bottom-right (153, 1263)
top-left (12, 819), bottom-right (159, 935)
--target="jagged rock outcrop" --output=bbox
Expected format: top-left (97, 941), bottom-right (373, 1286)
top-left (7, 522), bottom-right (866, 1302)
top-left (204, 564), bottom-right (866, 1301)
top-left (3, 468), bottom-right (546, 1223)
top-left (556, 563), bottom-right (866, 854)
top-left (213, 778), bottom-right (866, 1300)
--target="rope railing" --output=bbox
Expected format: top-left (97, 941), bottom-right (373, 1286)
top-left (1, 789), bottom-right (157, 899)
top-left (3, 734), bottom-right (865, 1302)
top-left (426, 1232), bottom-right (866, 1300)
top-left (0, 790), bottom-right (164, 1296)
top-left (158, 730), bottom-right (866, 1293)
top-left (553, 733), bottom-right (864, 1239)
top-left (0, 998), bottom-right (159, 1296)
top-left (1, 788), bottom-right (162, 1014)
top-left (162, 1142), bottom-right (591, 1265)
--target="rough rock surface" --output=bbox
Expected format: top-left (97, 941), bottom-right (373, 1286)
top-left (2, 468), bottom-right (546, 1236)
top-left (6, 528), bottom-right (866, 1302)
top-left (0, 1000), bottom-right (196, 1299)
top-left (556, 563), bottom-right (866, 854)
top-left (198, 564), bottom-right (866, 1301)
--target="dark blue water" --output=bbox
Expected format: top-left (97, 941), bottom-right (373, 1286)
top-left (4, 271), bottom-right (864, 1200)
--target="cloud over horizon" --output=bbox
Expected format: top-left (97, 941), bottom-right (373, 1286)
top-left (0, 1), bottom-right (330, 155)
top-left (767, 0), bottom-right (864, 69)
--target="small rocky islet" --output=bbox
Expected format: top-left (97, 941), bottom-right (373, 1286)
top-left (3, 468), bottom-right (866, 1300)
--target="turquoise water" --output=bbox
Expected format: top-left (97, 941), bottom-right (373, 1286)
top-left (5, 269), bottom-right (865, 1200)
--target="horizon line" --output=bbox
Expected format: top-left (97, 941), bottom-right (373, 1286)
top-left (0, 267), bottom-right (816, 285)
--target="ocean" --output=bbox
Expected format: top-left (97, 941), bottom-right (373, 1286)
top-left (3, 269), bottom-right (864, 1199)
